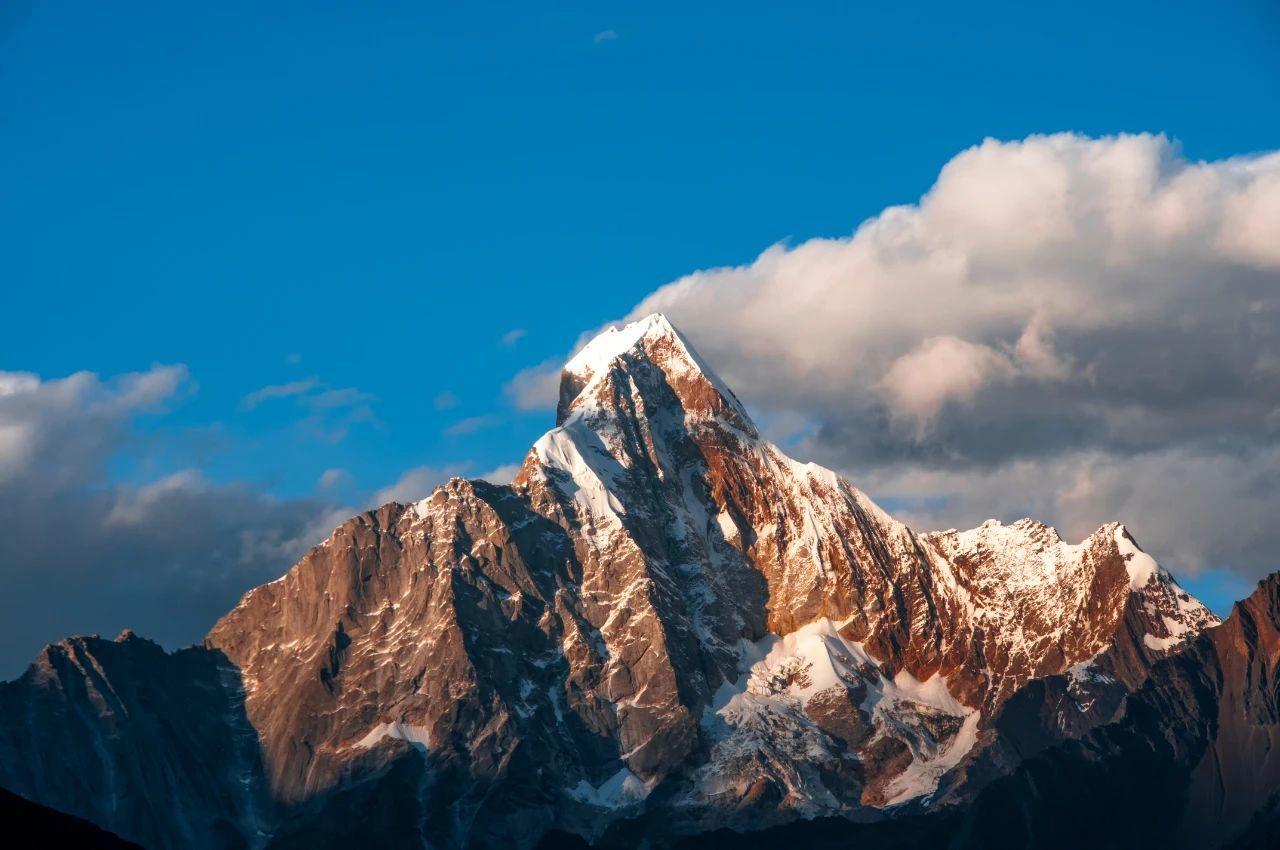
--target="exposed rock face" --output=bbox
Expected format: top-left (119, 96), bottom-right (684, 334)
top-left (807, 571), bottom-right (1280, 850)
top-left (1181, 573), bottom-right (1280, 846)
top-left (0, 314), bottom-right (1244, 849)
top-left (588, 571), bottom-right (1280, 850)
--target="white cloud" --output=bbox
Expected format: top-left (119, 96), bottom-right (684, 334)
top-left (593, 29), bottom-right (617, 43)
top-left (506, 358), bottom-right (563, 411)
top-left (240, 377), bottom-right (320, 409)
top-left (879, 336), bottom-right (1016, 432)
top-left (623, 134), bottom-right (1280, 455)
top-left (372, 464), bottom-right (467, 506)
top-left (477, 463), bottom-right (521, 485)
top-left (501, 328), bottom-right (527, 346)
top-left (445, 414), bottom-right (499, 436)
top-left (240, 377), bottom-right (377, 443)
top-left (1219, 167), bottom-right (1280, 267)
top-left (316, 468), bottom-right (351, 491)
top-left (0, 366), bottom-right (342, 678)
top-left (111, 364), bottom-right (190, 410)
top-left (0, 366), bottom-right (189, 487)
top-left (0, 372), bottom-right (40, 397)
top-left (514, 133), bottom-right (1280, 581)
top-left (857, 443), bottom-right (1280, 577)
top-left (105, 469), bottom-right (208, 526)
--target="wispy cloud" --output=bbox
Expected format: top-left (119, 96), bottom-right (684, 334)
top-left (593, 29), bottom-right (617, 43)
top-left (501, 328), bottom-right (527, 346)
top-left (433, 390), bottom-right (459, 410)
top-left (316, 468), bottom-right (351, 491)
top-left (307, 387), bottom-right (375, 410)
top-left (240, 377), bottom-right (378, 442)
top-left (239, 378), bottom-right (320, 410)
top-left (477, 463), bottom-right (521, 485)
top-left (445, 414), bottom-right (499, 436)
top-left (505, 358), bottom-right (562, 411)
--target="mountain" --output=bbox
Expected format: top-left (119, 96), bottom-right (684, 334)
top-left (0, 632), bottom-right (270, 849)
top-left (950, 568), bottom-right (1280, 850)
top-left (0, 313), bottom-right (1262, 849)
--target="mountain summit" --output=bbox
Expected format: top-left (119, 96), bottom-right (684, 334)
top-left (552, 313), bottom-right (753, 430)
top-left (0, 315), bottom-right (1263, 850)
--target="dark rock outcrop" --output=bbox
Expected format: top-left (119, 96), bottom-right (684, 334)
top-left (0, 632), bottom-right (270, 849)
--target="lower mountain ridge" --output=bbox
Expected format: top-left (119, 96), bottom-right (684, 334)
top-left (0, 315), bottom-right (1270, 849)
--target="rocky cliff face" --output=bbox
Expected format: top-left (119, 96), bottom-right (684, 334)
top-left (1181, 572), bottom-right (1280, 846)
top-left (803, 570), bottom-right (1280, 850)
top-left (0, 314), bottom-right (1244, 849)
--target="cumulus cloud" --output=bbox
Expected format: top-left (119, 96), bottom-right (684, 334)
top-left (879, 336), bottom-right (1017, 434)
top-left (0, 367), bottom-right (345, 678)
top-left (628, 135), bottom-right (1280, 452)
top-left (514, 133), bottom-right (1280, 581)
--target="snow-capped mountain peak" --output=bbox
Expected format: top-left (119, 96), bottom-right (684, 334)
top-left (555, 312), bottom-right (754, 433)
top-left (0, 315), bottom-right (1232, 850)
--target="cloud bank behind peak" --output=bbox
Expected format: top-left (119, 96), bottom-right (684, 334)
top-left (513, 133), bottom-right (1280, 579)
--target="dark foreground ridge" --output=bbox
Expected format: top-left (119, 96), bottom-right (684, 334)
top-left (1, 786), bottom-right (141, 849)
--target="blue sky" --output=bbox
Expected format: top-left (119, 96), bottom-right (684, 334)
top-left (5, 0), bottom-right (1277, 496)
top-left (0, 1), bottom-right (1277, 666)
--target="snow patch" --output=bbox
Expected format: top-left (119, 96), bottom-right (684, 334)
top-left (708, 618), bottom-right (978, 806)
top-left (714, 619), bottom-right (969, 718)
top-left (354, 721), bottom-right (431, 751)
top-left (1142, 610), bottom-right (1206, 651)
top-left (1115, 526), bottom-right (1158, 590)
top-left (560, 312), bottom-right (752, 427)
top-left (715, 509), bottom-right (739, 542)
top-left (564, 316), bottom-right (667, 380)
top-left (532, 428), bottom-right (629, 528)
top-left (881, 710), bottom-right (981, 806)
top-left (1065, 659), bottom-right (1111, 686)
top-left (567, 767), bottom-right (650, 809)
